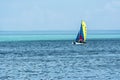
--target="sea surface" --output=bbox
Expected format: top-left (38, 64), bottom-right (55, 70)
top-left (0, 30), bottom-right (120, 41)
top-left (0, 39), bottom-right (120, 80)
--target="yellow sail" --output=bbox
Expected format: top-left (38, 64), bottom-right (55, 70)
top-left (81, 20), bottom-right (87, 42)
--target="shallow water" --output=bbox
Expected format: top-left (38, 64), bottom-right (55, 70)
top-left (0, 39), bottom-right (120, 80)
top-left (0, 34), bottom-right (120, 41)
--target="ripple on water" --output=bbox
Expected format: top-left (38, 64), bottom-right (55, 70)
top-left (0, 39), bottom-right (120, 80)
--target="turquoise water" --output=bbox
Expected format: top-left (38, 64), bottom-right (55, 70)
top-left (0, 34), bottom-right (120, 41)
top-left (0, 30), bottom-right (120, 41)
top-left (0, 35), bottom-right (74, 41)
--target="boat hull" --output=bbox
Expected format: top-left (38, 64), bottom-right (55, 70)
top-left (72, 42), bottom-right (85, 45)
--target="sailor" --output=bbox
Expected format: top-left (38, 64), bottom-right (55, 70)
top-left (79, 39), bottom-right (83, 43)
top-left (73, 42), bottom-right (75, 44)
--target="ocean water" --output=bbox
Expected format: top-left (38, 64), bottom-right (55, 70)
top-left (0, 39), bottom-right (120, 80)
top-left (0, 30), bottom-right (120, 41)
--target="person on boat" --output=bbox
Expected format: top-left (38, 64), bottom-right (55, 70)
top-left (73, 42), bottom-right (75, 44)
top-left (79, 39), bottom-right (83, 43)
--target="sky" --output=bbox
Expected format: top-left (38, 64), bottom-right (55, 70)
top-left (0, 0), bottom-right (120, 31)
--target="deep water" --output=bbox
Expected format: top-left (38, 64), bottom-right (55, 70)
top-left (0, 39), bottom-right (120, 80)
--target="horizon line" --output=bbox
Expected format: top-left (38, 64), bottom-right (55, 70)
top-left (1, 30), bottom-right (120, 32)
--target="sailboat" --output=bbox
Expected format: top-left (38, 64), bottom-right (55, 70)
top-left (72, 20), bottom-right (87, 44)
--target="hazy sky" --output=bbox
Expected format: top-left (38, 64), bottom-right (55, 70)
top-left (0, 0), bottom-right (120, 31)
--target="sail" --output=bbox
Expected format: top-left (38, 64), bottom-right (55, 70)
top-left (75, 32), bottom-right (80, 42)
top-left (75, 20), bottom-right (87, 42)
top-left (82, 20), bottom-right (87, 42)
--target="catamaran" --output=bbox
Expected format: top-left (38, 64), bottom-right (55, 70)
top-left (72, 20), bottom-right (87, 44)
